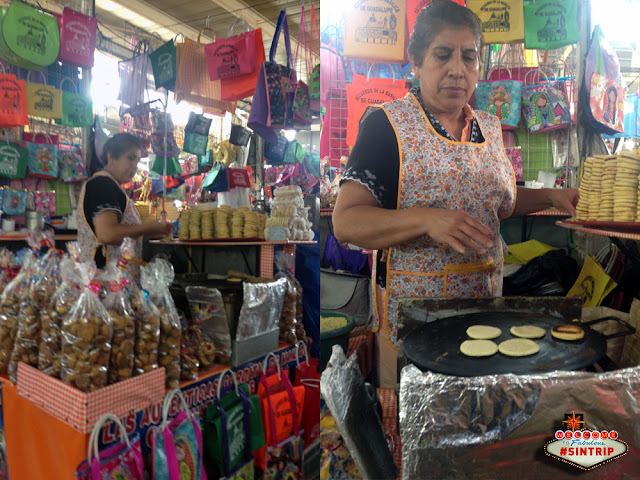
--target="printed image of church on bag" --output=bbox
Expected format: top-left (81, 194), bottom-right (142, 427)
top-left (482, 9), bottom-right (510, 33)
top-left (538, 16), bottom-right (567, 43)
top-left (355, 13), bottom-right (398, 45)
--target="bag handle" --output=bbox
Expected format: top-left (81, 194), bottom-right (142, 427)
top-left (485, 64), bottom-right (513, 81)
top-left (174, 33), bottom-right (185, 44)
top-left (227, 17), bottom-right (251, 37)
top-left (593, 25), bottom-right (605, 77)
top-left (26, 70), bottom-right (47, 86)
top-left (524, 68), bottom-right (550, 86)
top-left (217, 367), bottom-right (239, 400)
top-left (296, 340), bottom-right (309, 367)
top-left (134, 39), bottom-right (152, 55)
top-left (60, 77), bottom-right (78, 94)
top-left (366, 63), bottom-right (398, 84)
top-left (198, 27), bottom-right (217, 45)
top-left (87, 414), bottom-right (131, 464)
top-left (262, 351), bottom-right (281, 379)
top-left (310, 5), bottom-right (320, 62)
top-left (269, 9), bottom-right (292, 68)
top-left (161, 388), bottom-right (193, 428)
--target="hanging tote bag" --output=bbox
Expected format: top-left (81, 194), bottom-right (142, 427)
top-left (150, 35), bottom-right (179, 91)
top-left (584, 26), bottom-right (625, 135)
top-left (1, 1), bottom-right (60, 70)
top-left (201, 161), bottom-right (229, 192)
top-left (290, 6), bottom-right (312, 129)
top-left (152, 389), bottom-right (207, 480)
top-left (58, 131), bottom-right (87, 182)
top-left (58, 7), bottom-right (98, 68)
top-left (523, 0), bottom-right (578, 50)
top-left (25, 71), bottom-right (63, 120)
top-left (75, 414), bottom-right (144, 480)
top-left (308, 5), bottom-right (321, 114)
top-left (56, 78), bottom-right (93, 127)
top-left (0, 132), bottom-right (27, 180)
top-left (0, 70), bottom-right (28, 128)
top-left (474, 66), bottom-right (522, 129)
top-left (205, 18), bottom-right (256, 81)
top-left (293, 342), bottom-right (320, 448)
top-left (521, 70), bottom-right (571, 134)
top-left (219, 27), bottom-right (265, 102)
top-left (1, 187), bottom-right (26, 215)
top-left (248, 10), bottom-right (296, 142)
top-left (174, 30), bottom-right (236, 116)
top-left (119, 39), bottom-right (152, 108)
top-left (343, 0), bottom-right (407, 62)
top-left (264, 136), bottom-right (289, 165)
top-left (407, 0), bottom-right (465, 36)
top-left (467, 0), bottom-right (525, 45)
top-left (24, 132), bottom-right (58, 179)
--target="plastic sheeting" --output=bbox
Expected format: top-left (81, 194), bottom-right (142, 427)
top-left (400, 364), bottom-right (640, 479)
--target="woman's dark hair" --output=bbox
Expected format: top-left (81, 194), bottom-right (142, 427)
top-left (408, 0), bottom-right (484, 67)
top-left (102, 133), bottom-right (142, 164)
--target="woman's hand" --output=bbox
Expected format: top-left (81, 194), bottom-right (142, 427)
top-left (143, 220), bottom-right (174, 239)
top-left (547, 188), bottom-right (579, 216)
top-left (423, 208), bottom-right (494, 255)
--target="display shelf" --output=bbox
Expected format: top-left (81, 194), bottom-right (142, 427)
top-left (556, 220), bottom-right (640, 241)
top-left (527, 208), bottom-right (571, 216)
top-left (0, 234), bottom-right (78, 242)
top-left (150, 239), bottom-right (317, 246)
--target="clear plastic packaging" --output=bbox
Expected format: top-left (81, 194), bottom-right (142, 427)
top-left (38, 254), bottom-right (83, 378)
top-left (9, 247), bottom-right (62, 382)
top-left (131, 288), bottom-right (161, 376)
top-left (0, 249), bottom-right (16, 293)
top-left (186, 286), bottom-right (230, 364)
top-left (236, 278), bottom-right (287, 341)
top-left (61, 262), bottom-right (113, 392)
top-left (0, 251), bottom-right (35, 374)
top-left (142, 258), bottom-right (181, 389)
top-left (278, 274), bottom-right (298, 344)
top-left (99, 264), bottom-right (136, 384)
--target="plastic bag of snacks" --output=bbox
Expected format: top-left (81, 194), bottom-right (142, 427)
top-left (38, 247), bottom-right (84, 378)
top-left (275, 252), bottom-right (306, 343)
top-left (99, 263), bottom-right (136, 384)
top-left (9, 239), bottom-right (62, 381)
top-left (186, 286), bottom-right (231, 364)
top-left (142, 258), bottom-right (181, 389)
top-left (131, 288), bottom-right (161, 377)
top-left (61, 262), bottom-right (113, 392)
top-left (0, 250), bottom-right (35, 374)
top-left (0, 249), bottom-right (16, 292)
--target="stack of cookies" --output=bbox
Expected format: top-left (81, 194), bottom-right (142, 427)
top-left (201, 210), bottom-right (214, 239)
top-left (215, 205), bottom-right (231, 238)
top-left (190, 209), bottom-right (202, 239)
top-left (178, 211), bottom-right (191, 241)
top-left (613, 153), bottom-right (640, 222)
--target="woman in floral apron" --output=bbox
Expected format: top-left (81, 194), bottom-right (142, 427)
top-left (78, 133), bottom-right (173, 271)
top-left (333, 0), bottom-right (579, 387)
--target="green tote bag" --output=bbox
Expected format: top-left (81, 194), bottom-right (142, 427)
top-left (149, 38), bottom-right (177, 91)
top-left (55, 79), bottom-right (93, 127)
top-left (0, 140), bottom-right (27, 179)
top-left (523, 0), bottom-right (579, 50)
top-left (2, 1), bottom-right (60, 69)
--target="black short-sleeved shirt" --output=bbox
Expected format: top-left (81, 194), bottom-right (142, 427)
top-left (341, 87), bottom-right (485, 287)
top-left (83, 176), bottom-right (127, 268)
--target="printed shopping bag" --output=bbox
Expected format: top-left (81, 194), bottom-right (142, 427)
top-left (292, 81), bottom-right (312, 128)
top-left (220, 28), bottom-right (265, 102)
top-left (583, 25), bottom-right (625, 135)
top-left (521, 74), bottom-right (570, 134)
top-left (34, 190), bottom-right (55, 218)
top-left (58, 145), bottom-right (87, 182)
top-left (229, 124), bottom-right (252, 147)
top-left (293, 342), bottom-right (320, 448)
top-left (467, 0), bottom-right (525, 45)
top-left (407, 0), bottom-right (465, 35)
top-left (56, 78), bottom-right (93, 127)
top-left (284, 141), bottom-right (306, 165)
top-left (0, 138), bottom-right (27, 180)
top-left (505, 146), bottom-right (523, 181)
top-left (263, 434), bottom-right (304, 480)
top-left (346, 76), bottom-right (408, 146)
top-left (118, 40), bottom-right (152, 108)
top-left (475, 79), bottom-right (522, 129)
top-left (152, 389), bottom-right (207, 480)
top-left (523, 0), bottom-right (578, 50)
top-left (308, 5), bottom-right (320, 114)
top-left (183, 132), bottom-right (209, 156)
top-left (59, 7), bottom-right (98, 68)
top-left (174, 31), bottom-right (237, 116)
top-left (150, 37), bottom-right (178, 91)
top-left (76, 414), bottom-right (144, 480)
top-left (248, 10), bottom-right (296, 142)
top-left (24, 132), bottom-right (58, 179)
top-left (1, 187), bottom-right (26, 215)
top-left (566, 255), bottom-right (617, 308)
top-left (227, 168), bottom-right (251, 189)
top-left (343, 0), bottom-right (407, 62)
top-left (186, 112), bottom-right (213, 137)
top-left (205, 18), bottom-right (257, 80)
top-left (264, 136), bottom-right (288, 165)
top-left (0, 74), bottom-right (28, 128)
top-left (25, 72), bottom-right (62, 119)
top-left (1, 1), bottom-right (60, 69)
top-left (201, 162), bottom-right (229, 192)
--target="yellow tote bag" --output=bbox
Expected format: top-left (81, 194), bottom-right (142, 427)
top-left (25, 71), bottom-right (62, 119)
top-left (343, 0), bottom-right (407, 62)
top-left (467, 0), bottom-right (525, 45)
top-left (566, 256), bottom-right (617, 308)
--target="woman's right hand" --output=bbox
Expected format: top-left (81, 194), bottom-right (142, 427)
top-left (422, 208), bottom-right (494, 255)
top-left (144, 220), bottom-right (174, 238)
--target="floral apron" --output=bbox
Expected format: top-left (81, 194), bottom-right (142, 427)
top-left (78, 171), bottom-right (143, 272)
top-left (374, 93), bottom-right (517, 348)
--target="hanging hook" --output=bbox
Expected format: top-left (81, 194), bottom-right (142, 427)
top-left (206, 16), bottom-right (210, 28)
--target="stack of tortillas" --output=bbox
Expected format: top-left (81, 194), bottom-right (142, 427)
top-left (189, 209), bottom-right (202, 239)
top-left (178, 210), bottom-right (191, 241)
top-left (231, 208), bottom-right (245, 238)
top-left (201, 210), bottom-right (214, 239)
top-left (215, 206), bottom-right (232, 238)
top-left (598, 158), bottom-right (617, 220)
top-left (576, 156), bottom-right (603, 220)
top-left (243, 211), bottom-right (263, 238)
top-left (613, 152), bottom-right (640, 222)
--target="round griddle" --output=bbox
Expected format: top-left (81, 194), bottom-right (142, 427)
top-left (403, 312), bottom-right (634, 376)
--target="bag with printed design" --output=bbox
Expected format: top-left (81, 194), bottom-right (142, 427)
top-left (293, 342), bottom-right (320, 448)
top-left (58, 143), bottom-right (87, 182)
top-left (475, 66), bottom-right (522, 129)
top-left (75, 414), bottom-right (144, 480)
top-left (205, 19), bottom-right (257, 81)
top-left (584, 26), bottom-right (625, 135)
top-left (152, 389), bottom-right (207, 480)
top-left (248, 10), bottom-right (296, 142)
top-left (201, 161), bottom-right (228, 192)
top-left (24, 132), bottom-right (58, 179)
top-left (284, 141), bottom-right (306, 165)
top-left (264, 136), bottom-right (288, 165)
top-left (59, 7), bottom-right (98, 68)
top-left (2, 187), bottom-right (26, 215)
top-left (523, 0), bottom-right (578, 50)
top-left (56, 78), bottom-right (93, 127)
top-left (407, 0), bottom-right (465, 36)
top-left (0, 73), bottom-right (28, 128)
top-left (219, 27), bottom-right (266, 102)
top-left (343, 0), bottom-right (407, 62)
top-left (150, 37), bottom-right (178, 91)
top-left (25, 71), bottom-right (62, 120)
top-left (521, 71), bottom-right (571, 134)
top-left (227, 168), bottom-right (251, 189)
top-left (34, 190), bottom-right (55, 218)
top-left (467, 0), bottom-right (525, 45)
top-left (308, 6), bottom-right (320, 114)
top-left (0, 133), bottom-right (27, 180)
top-left (203, 370), bottom-right (265, 479)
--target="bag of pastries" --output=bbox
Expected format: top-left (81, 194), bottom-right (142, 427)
top-left (61, 262), bottom-right (113, 392)
top-left (0, 250), bottom-right (36, 374)
top-left (130, 286), bottom-right (161, 377)
top-left (142, 258), bottom-right (181, 388)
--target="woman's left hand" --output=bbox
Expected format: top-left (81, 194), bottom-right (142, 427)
top-left (548, 188), bottom-right (579, 216)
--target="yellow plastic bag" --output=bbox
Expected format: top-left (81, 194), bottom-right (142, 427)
top-left (505, 239), bottom-right (557, 264)
top-left (566, 256), bottom-right (617, 307)
top-left (25, 72), bottom-right (62, 120)
top-left (467, 0), bottom-right (525, 45)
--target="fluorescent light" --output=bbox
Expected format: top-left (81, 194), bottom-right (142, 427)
top-left (131, 17), bottom-right (155, 29)
top-left (117, 9), bottom-right (139, 20)
top-left (96, 0), bottom-right (121, 10)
